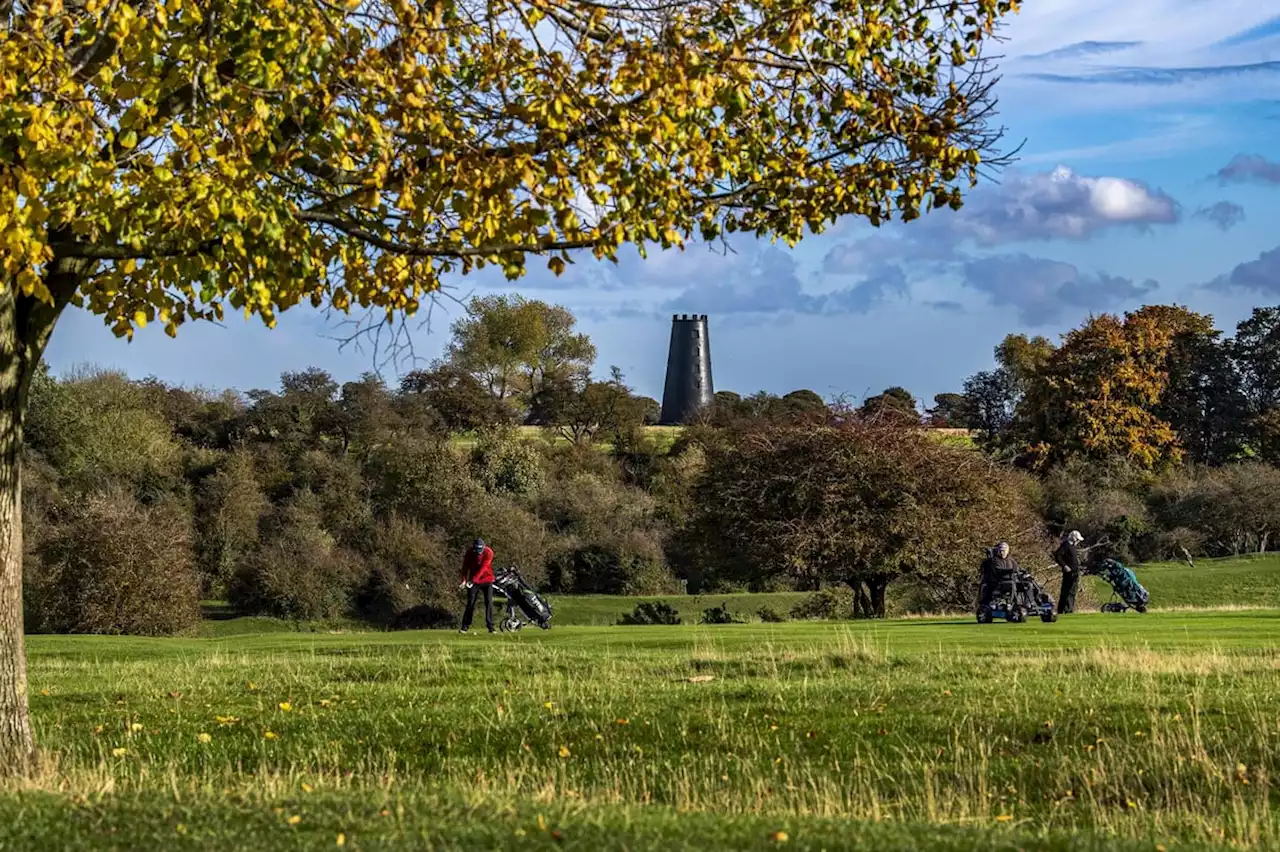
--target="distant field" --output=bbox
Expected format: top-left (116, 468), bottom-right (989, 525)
top-left (12, 611), bottom-right (1280, 849)
top-left (450, 425), bottom-right (684, 452)
top-left (450, 426), bottom-right (977, 453)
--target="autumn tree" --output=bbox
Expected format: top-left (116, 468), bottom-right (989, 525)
top-left (995, 333), bottom-right (1055, 390)
top-left (1013, 306), bottom-right (1215, 470)
top-left (687, 421), bottom-right (1044, 617)
top-left (0, 0), bottom-right (1016, 774)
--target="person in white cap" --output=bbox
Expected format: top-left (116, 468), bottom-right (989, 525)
top-left (1053, 530), bottom-right (1084, 614)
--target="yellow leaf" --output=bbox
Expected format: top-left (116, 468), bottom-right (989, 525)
top-left (133, 310), bottom-right (148, 328)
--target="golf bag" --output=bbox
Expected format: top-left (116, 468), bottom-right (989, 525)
top-left (1085, 558), bottom-right (1149, 613)
top-left (492, 565), bottom-right (552, 631)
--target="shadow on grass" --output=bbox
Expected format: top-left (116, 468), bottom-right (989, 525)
top-left (199, 602), bottom-right (238, 621)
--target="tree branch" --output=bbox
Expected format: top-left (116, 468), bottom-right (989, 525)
top-left (296, 211), bottom-right (598, 257)
top-left (48, 236), bottom-right (219, 260)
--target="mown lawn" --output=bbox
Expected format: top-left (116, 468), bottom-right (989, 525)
top-left (8, 610), bottom-right (1280, 850)
top-left (193, 554), bottom-right (1280, 638)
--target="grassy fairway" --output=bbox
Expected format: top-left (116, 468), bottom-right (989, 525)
top-left (1086, 554), bottom-right (1280, 610)
top-left (8, 611), bottom-right (1279, 850)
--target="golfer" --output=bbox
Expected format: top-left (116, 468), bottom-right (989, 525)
top-left (459, 538), bottom-right (496, 634)
top-left (1054, 530), bottom-right (1083, 614)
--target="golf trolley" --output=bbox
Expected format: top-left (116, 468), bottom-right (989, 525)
top-left (493, 565), bottom-right (552, 631)
top-left (1085, 558), bottom-right (1149, 613)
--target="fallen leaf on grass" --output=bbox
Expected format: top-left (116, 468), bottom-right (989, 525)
top-left (768, 830), bottom-right (789, 843)
top-left (688, 675), bottom-right (715, 683)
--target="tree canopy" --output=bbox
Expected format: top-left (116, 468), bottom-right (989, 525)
top-left (687, 418), bottom-right (1044, 617)
top-left (3, 0), bottom-right (1013, 344)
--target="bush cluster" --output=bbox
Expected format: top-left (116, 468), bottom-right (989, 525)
top-left (21, 367), bottom-right (687, 635)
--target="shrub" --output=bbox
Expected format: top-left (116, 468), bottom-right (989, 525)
top-left (789, 587), bottom-right (854, 620)
top-left (25, 367), bottom-right (182, 493)
top-left (540, 474), bottom-right (676, 594)
top-left (353, 515), bottom-right (455, 626)
top-left (1150, 463), bottom-right (1280, 557)
top-left (617, 601), bottom-right (681, 625)
top-left (470, 427), bottom-right (545, 496)
top-left (700, 602), bottom-right (741, 624)
top-left (392, 604), bottom-right (458, 630)
top-left (551, 536), bottom-right (677, 595)
top-left (757, 606), bottom-right (786, 623)
top-left (26, 490), bottom-right (200, 636)
top-left (228, 498), bottom-right (368, 620)
top-left (364, 437), bottom-right (479, 529)
top-left (192, 450), bottom-right (267, 596)
top-left (291, 449), bottom-right (371, 544)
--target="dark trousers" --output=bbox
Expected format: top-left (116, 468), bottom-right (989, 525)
top-left (1058, 571), bottom-right (1078, 614)
top-left (462, 582), bottom-right (494, 631)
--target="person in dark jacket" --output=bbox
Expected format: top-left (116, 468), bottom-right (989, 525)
top-left (1053, 530), bottom-right (1084, 614)
top-left (978, 541), bottom-right (1020, 611)
top-left (459, 538), bottom-right (496, 634)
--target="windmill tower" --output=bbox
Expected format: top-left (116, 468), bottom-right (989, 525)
top-left (659, 314), bottom-right (714, 425)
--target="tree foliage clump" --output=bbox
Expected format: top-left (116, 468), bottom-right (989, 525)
top-left (690, 420), bottom-right (1045, 617)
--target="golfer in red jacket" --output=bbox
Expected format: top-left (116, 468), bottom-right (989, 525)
top-left (459, 538), bottom-right (496, 634)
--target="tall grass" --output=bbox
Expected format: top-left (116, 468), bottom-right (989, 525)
top-left (8, 613), bottom-right (1280, 848)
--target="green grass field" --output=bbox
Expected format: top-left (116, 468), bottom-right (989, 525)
top-left (7, 605), bottom-right (1280, 850)
top-left (449, 425), bottom-right (686, 453)
top-left (9, 556), bottom-right (1280, 849)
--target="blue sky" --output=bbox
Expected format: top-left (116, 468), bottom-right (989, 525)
top-left (48, 2), bottom-right (1280, 406)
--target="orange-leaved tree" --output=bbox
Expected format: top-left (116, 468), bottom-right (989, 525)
top-left (1015, 306), bottom-right (1216, 470)
top-left (0, 0), bottom-right (1017, 772)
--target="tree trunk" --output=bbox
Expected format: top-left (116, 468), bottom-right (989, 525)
top-left (868, 578), bottom-right (888, 619)
top-left (0, 252), bottom-right (86, 776)
top-left (850, 581), bottom-right (872, 619)
top-left (0, 294), bottom-right (36, 776)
